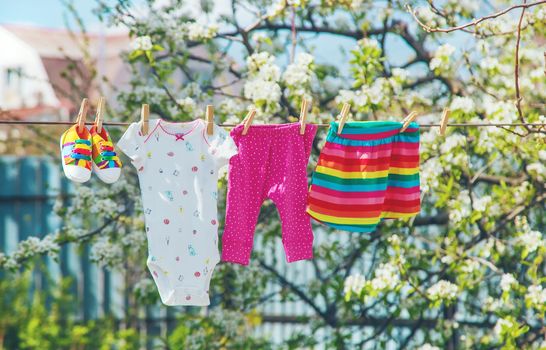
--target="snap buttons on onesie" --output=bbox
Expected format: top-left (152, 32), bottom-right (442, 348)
top-left (118, 118), bottom-right (237, 306)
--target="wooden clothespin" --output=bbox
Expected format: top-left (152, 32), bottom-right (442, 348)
top-left (299, 98), bottom-right (309, 135)
top-left (94, 96), bottom-right (105, 133)
top-left (140, 104), bottom-right (149, 135)
top-left (205, 105), bottom-right (214, 136)
top-left (439, 108), bottom-right (450, 136)
top-left (337, 103), bottom-right (351, 134)
top-left (400, 111), bottom-right (418, 132)
top-left (242, 108), bottom-right (257, 135)
top-left (76, 98), bottom-right (89, 133)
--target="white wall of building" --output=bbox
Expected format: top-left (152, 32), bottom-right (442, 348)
top-left (0, 26), bottom-right (60, 110)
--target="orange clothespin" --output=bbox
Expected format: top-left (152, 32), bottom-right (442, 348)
top-left (337, 103), bottom-right (351, 134)
top-left (205, 105), bottom-right (214, 136)
top-left (242, 108), bottom-right (257, 135)
top-left (94, 96), bottom-right (105, 133)
top-left (76, 98), bottom-right (89, 133)
top-left (140, 104), bottom-right (149, 135)
top-left (400, 111), bottom-right (418, 132)
top-left (299, 98), bottom-right (309, 135)
top-left (439, 108), bottom-right (450, 136)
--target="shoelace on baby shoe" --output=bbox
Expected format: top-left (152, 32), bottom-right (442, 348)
top-left (96, 141), bottom-right (122, 169)
top-left (64, 139), bottom-right (92, 169)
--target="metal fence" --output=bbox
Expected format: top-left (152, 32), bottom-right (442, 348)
top-left (0, 156), bottom-right (337, 347)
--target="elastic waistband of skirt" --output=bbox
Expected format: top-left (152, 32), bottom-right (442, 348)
top-left (231, 122), bottom-right (317, 135)
top-left (327, 120), bottom-right (419, 143)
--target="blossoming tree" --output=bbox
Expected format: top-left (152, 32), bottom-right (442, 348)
top-left (1, 0), bottom-right (545, 348)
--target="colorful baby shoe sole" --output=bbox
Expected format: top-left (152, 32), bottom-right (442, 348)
top-left (60, 125), bottom-right (93, 183)
top-left (90, 125), bottom-right (122, 184)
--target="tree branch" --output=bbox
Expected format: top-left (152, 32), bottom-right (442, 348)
top-left (407, 1), bottom-right (546, 33)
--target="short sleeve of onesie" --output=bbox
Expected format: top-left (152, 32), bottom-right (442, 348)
top-left (205, 125), bottom-right (238, 169)
top-left (117, 122), bottom-right (146, 169)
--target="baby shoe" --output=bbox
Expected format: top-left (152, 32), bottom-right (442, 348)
top-left (60, 125), bottom-right (93, 183)
top-left (90, 125), bottom-right (122, 183)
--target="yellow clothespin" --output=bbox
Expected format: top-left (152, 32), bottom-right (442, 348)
top-left (242, 108), bottom-right (257, 136)
top-left (205, 105), bottom-right (214, 136)
top-left (76, 98), bottom-right (89, 133)
top-left (140, 104), bottom-right (149, 135)
top-left (439, 108), bottom-right (450, 136)
top-left (400, 111), bottom-right (418, 132)
top-left (299, 98), bottom-right (309, 135)
top-left (337, 103), bottom-right (351, 134)
top-left (94, 96), bottom-right (105, 133)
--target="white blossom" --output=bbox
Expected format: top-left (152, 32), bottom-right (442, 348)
top-left (440, 134), bottom-right (466, 154)
top-left (535, 7), bottom-right (546, 21)
top-left (363, 79), bottom-right (386, 105)
top-left (429, 44), bottom-right (456, 71)
top-left (526, 162), bottom-right (546, 181)
top-left (517, 230), bottom-right (545, 253)
top-left (350, 0), bottom-right (365, 10)
top-left (441, 255), bottom-right (455, 265)
top-left (416, 7), bottom-right (446, 28)
top-left (387, 234), bottom-right (401, 245)
top-left (185, 22), bottom-right (218, 41)
top-left (484, 296), bottom-right (514, 313)
top-left (177, 97), bottom-right (196, 112)
top-left (500, 273), bottom-right (517, 292)
top-left (472, 195), bottom-right (491, 212)
top-left (480, 57), bottom-right (500, 71)
top-left (295, 52), bottom-right (314, 67)
top-left (525, 285), bottom-right (546, 307)
top-left (257, 63), bottom-right (280, 82)
top-left (483, 99), bottom-right (518, 123)
top-left (90, 237), bottom-right (124, 267)
top-left (335, 89), bottom-right (368, 108)
top-left (244, 80), bottom-right (281, 104)
top-left (283, 63), bottom-right (310, 86)
top-left (461, 259), bottom-right (480, 274)
top-left (417, 344), bottom-right (440, 350)
top-left (358, 38), bottom-right (380, 50)
top-left (494, 318), bottom-right (516, 337)
top-left (246, 51), bottom-right (276, 73)
top-left (391, 68), bottom-right (408, 82)
top-left (448, 190), bottom-right (471, 224)
top-left (243, 52), bottom-right (282, 109)
top-left (267, 0), bottom-right (287, 17)
top-left (420, 157), bottom-right (441, 193)
top-left (538, 150), bottom-right (546, 161)
top-left (450, 96), bottom-right (474, 114)
top-left (131, 35), bottom-right (153, 51)
top-left (344, 274), bottom-right (366, 295)
top-left (370, 262), bottom-right (400, 291)
top-left (427, 280), bottom-right (459, 301)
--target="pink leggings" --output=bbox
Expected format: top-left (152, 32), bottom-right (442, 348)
top-left (222, 123), bottom-right (317, 265)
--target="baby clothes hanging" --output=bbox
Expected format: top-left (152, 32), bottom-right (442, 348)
top-left (222, 123), bottom-right (317, 265)
top-left (117, 118), bottom-right (237, 306)
top-left (307, 121), bottom-right (420, 232)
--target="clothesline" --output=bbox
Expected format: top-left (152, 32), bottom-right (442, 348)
top-left (0, 120), bottom-right (545, 128)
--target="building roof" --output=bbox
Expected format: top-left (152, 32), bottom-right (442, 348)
top-left (1, 24), bottom-right (131, 119)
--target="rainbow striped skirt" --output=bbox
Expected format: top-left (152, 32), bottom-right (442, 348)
top-left (307, 121), bottom-right (420, 232)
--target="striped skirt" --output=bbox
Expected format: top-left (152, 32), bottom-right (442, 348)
top-left (307, 121), bottom-right (420, 232)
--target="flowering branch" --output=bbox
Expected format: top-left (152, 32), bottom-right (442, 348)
top-left (0, 215), bottom-right (120, 271)
top-left (406, 1), bottom-right (546, 33)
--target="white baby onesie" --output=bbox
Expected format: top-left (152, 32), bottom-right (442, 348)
top-left (118, 118), bottom-right (237, 306)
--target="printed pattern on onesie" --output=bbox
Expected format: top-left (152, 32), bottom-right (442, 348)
top-left (117, 118), bottom-right (237, 306)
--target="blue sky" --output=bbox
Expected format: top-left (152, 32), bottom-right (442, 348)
top-left (0, 0), bottom-right (98, 28)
